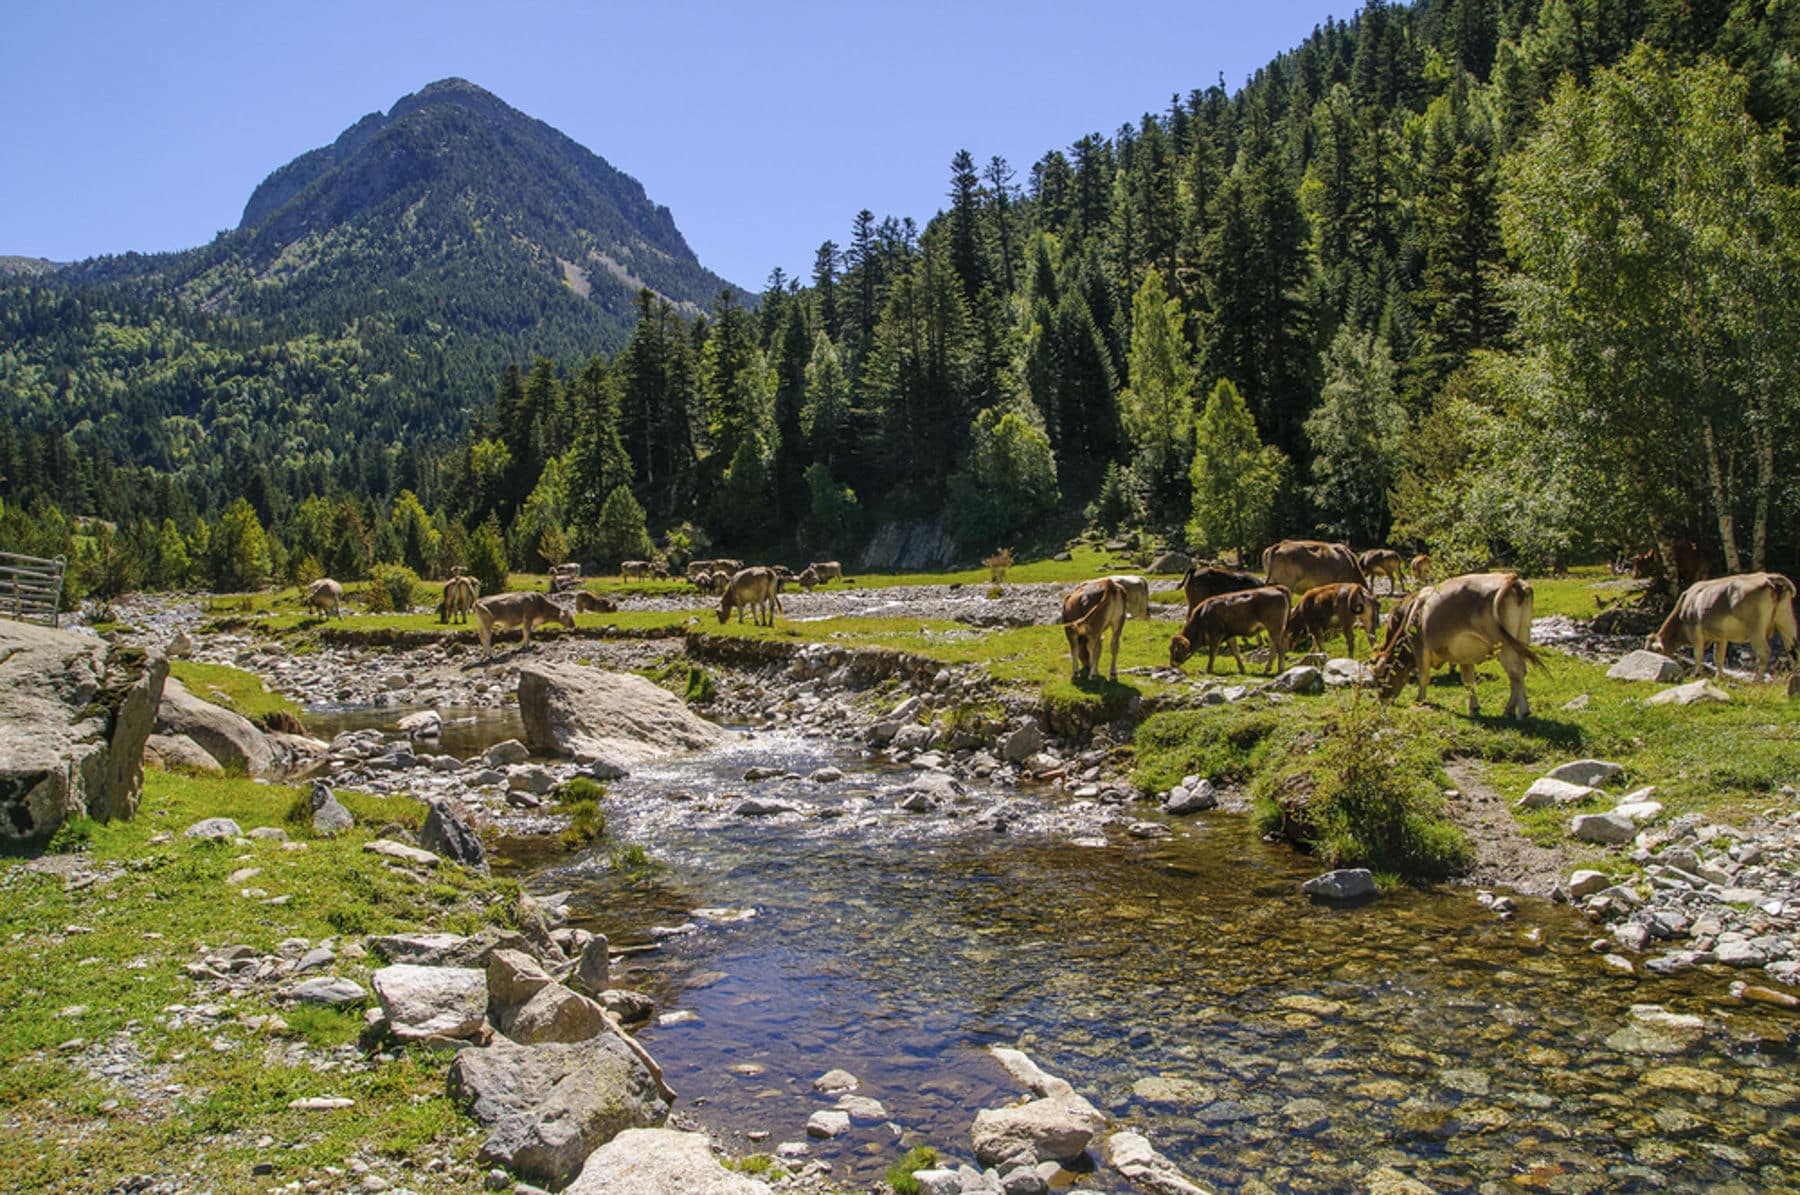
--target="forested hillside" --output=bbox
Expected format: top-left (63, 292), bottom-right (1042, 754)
top-left (5, 0), bottom-right (1799, 598)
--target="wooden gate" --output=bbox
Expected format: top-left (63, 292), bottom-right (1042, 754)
top-left (0, 551), bottom-right (67, 628)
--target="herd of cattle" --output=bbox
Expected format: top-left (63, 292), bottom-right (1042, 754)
top-left (295, 541), bottom-right (1797, 704)
top-left (1060, 539), bottom-right (1798, 723)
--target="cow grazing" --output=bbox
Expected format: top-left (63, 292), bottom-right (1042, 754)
top-left (439, 575), bottom-right (479, 624)
top-left (1371, 572), bottom-right (1541, 720)
top-left (718, 567), bottom-right (782, 626)
top-left (1062, 578), bottom-right (1129, 682)
top-left (1358, 549), bottom-right (1407, 594)
top-left (304, 578), bottom-right (345, 620)
top-left (1287, 583), bottom-right (1380, 659)
top-left (687, 560), bottom-right (717, 582)
top-left (1179, 565), bottom-right (1264, 611)
top-left (621, 560), bottom-right (652, 581)
top-left (1410, 554), bottom-right (1433, 587)
top-left (573, 591), bottom-right (618, 615)
top-left (808, 561), bottom-right (843, 583)
top-left (708, 569), bottom-right (733, 596)
top-left (1078, 574), bottom-right (1150, 620)
top-left (474, 591), bottom-right (575, 658)
top-left (1264, 540), bottom-right (1367, 595)
top-left (1170, 586), bottom-right (1292, 675)
top-left (796, 565), bottom-right (821, 591)
top-left (1647, 572), bottom-right (1798, 682)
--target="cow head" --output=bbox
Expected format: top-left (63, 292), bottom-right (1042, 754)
top-left (554, 603), bottom-right (576, 631)
top-left (716, 597), bottom-right (731, 624)
top-left (1355, 588), bottom-right (1380, 636)
top-left (1169, 634), bottom-right (1194, 669)
top-left (1370, 634), bottom-right (1416, 702)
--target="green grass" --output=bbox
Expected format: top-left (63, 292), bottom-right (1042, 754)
top-left (886, 1145), bottom-right (941, 1195)
top-left (169, 659), bottom-right (305, 724)
top-left (0, 769), bottom-right (517, 1192)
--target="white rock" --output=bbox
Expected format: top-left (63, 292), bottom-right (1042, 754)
top-left (1104, 1130), bottom-right (1212, 1195)
top-left (1608, 651), bottom-right (1684, 682)
top-left (1567, 870), bottom-right (1609, 899)
top-left (805, 1110), bottom-right (850, 1138)
top-left (1302, 869), bottom-right (1376, 900)
top-left (1570, 812), bottom-right (1637, 844)
top-left (1646, 680), bottom-right (1731, 707)
top-left (371, 964), bottom-right (487, 1041)
top-left (1546, 759), bottom-right (1624, 787)
top-left (1613, 800), bottom-right (1665, 826)
top-left (363, 839), bottom-right (441, 867)
top-left (1516, 777), bottom-right (1599, 810)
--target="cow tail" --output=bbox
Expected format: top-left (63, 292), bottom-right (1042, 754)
top-left (1493, 575), bottom-right (1545, 672)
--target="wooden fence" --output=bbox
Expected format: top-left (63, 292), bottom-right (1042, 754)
top-left (0, 551), bottom-right (67, 628)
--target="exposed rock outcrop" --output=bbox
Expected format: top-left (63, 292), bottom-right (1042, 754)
top-left (517, 664), bottom-right (725, 764)
top-left (565, 1127), bottom-right (772, 1194)
top-left (155, 676), bottom-right (274, 776)
top-left (0, 622), bottom-right (167, 841)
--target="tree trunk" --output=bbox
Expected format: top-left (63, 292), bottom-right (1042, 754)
top-left (1752, 399), bottom-right (1774, 572)
top-left (1700, 417), bottom-right (1741, 573)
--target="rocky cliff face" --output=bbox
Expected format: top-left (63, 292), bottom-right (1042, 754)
top-left (0, 622), bottom-right (168, 840)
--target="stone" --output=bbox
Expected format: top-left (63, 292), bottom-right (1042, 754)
top-left (1322, 658), bottom-right (1373, 687)
top-left (1546, 759), bottom-right (1624, 787)
top-left (156, 676), bottom-right (275, 776)
top-left (805, 1110), bottom-right (849, 1138)
top-left (1000, 721), bottom-right (1044, 764)
top-left (284, 977), bottom-right (368, 1007)
top-left (733, 797), bottom-right (799, 817)
top-left (1267, 665), bottom-right (1324, 695)
top-left (1612, 799), bottom-right (1665, 826)
top-left (363, 839), bottom-right (441, 867)
top-left (892, 722), bottom-right (937, 752)
top-left (310, 782), bottom-right (354, 837)
top-left (485, 740), bottom-right (530, 767)
top-left (397, 710), bottom-right (442, 739)
top-left (564, 1128), bottom-right (771, 1194)
top-left (1165, 780), bottom-right (1218, 814)
top-left (1303, 869), bottom-right (1376, 900)
top-left (143, 733), bottom-right (223, 775)
top-left (1149, 551), bottom-right (1192, 576)
top-left (518, 664), bottom-right (725, 762)
top-left (573, 934), bottom-right (611, 996)
top-left (1516, 777), bottom-right (1600, 810)
top-left (448, 1035), bottom-right (670, 1188)
top-left (371, 965), bottom-right (487, 1041)
top-left (1103, 1130), bottom-right (1212, 1195)
top-left (509, 766), bottom-right (558, 796)
top-left (1570, 812), bottom-right (1637, 844)
top-left (1607, 651), bottom-right (1684, 682)
top-left (0, 621), bottom-right (167, 841)
top-left (972, 1097), bottom-right (1103, 1167)
top-left (812, 1068), bottom-right (859, 1095)
top-left (1365, 1169), bottom-right (1440, 1195)
top-left (836, 1094), bottom-right (886, 1121)
top-left (1646, 680), bottom-right (1731, 707)
top-left (421, 798), bottom-right (489, 874)
top-left (1567, 870), bottom-right (1610, 899)
top-left (183, 817), bottom-right (242, 842)
top-left (369, 929), bottom-right (534, 968)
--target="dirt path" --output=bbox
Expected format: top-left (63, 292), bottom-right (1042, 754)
top-left (1444, 759), bottom-right (1575, 897)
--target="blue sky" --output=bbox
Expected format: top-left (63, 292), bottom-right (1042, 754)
top-left (2, 1), bottom-right (1350, 288)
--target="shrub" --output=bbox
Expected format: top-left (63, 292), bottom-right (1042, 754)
top-left (1251, 699), bottom-right (1472, 879)
top-left (367, 564), bottom-right (419, 613)
top-left (468, 517), bottom-right (510, 598)
top-left (886, 1146), bottom-right (940, 1195)
top-left (609, 844), bottom-right (651, 875)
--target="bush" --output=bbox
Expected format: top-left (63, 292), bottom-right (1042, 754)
top-left (886, 1146), bottom-right (940, 1195)
top-left (1251, 699), bottom-right (1472, 879)
top-left (468, 517), bottom-right (510, 598)
top-left (367, 564), bottom-right (419, 613)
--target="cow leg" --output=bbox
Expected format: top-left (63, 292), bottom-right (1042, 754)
top-left (1206, 641), bottom-right (1219, 675)
top-left (1462, 663), bottom-right (1479, 716)
top-left (1107, 620), bottom-right (1122, 682)
top-left (1231, 639), bottom-right (1247, 674)
top-left (1752, 638), bottom-right (1769, 683)
top-left (1505, 653), bottom-right (1530, 720)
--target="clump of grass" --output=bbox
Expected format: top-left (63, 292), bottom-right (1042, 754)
top-left (284, 1004), bottom-right (363, 1048)
top-left (609, 844), bottom-right (652, 875)
top-left (725, 1154), bottom-right (787, 1179)
top-left (1251, 699), bottom-right (1471, 880)
top-left (887, 1145), bottom-right (941, 1195)
top-left (556, 777), bottom-right (608, 806)
top-left (560, 800), bottom-right (606, 849)
top-left (45, 816), bottom-right (94, 855)
top-left (683, 665), bottom-right (717, 705)
top-left (1132, 707), bottom-right (1288, 794)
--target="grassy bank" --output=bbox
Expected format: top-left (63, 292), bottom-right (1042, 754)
top-left (168, 660), bottom-right (306, 725)
top-left (0, 771), bottom-right (516, 1192)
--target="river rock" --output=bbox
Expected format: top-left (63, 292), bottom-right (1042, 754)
top-left (0, 622), bottom-right (167, 840)
top-left (972, 1098), bottom-right (1102, 1167)
top-left (518, 664), bottom-right (725, 763)
top-left (893, 722), bottom-right (937, 751)
top-left (1516, 777), bottom-right (1599, 810)
top-left (1165, 780), bottom-right (1217, 814)
top-left (486, 739), bottom-right (530, 767)
top-left (421, 798), bottom-right (489, 874)
top-left (370, 927), bottom-right (537, 968)
top-left (565, 1127), bottom-right (772, 1194)
top-left (1547, 759), bottom-right (1624, 787)
top-left (1608, 651), bottom-right (1684, 682)
top-left (806, 1109), bottom-right (849, 1138)
top-left (144, 732), bottom-right (222, 775)
top-left (1267, 665), bottom-right (1324, 695)
top-left (1000, 721), bottom-right (1043, 764)
top-left (1104, 1130), bottom-right (1212, 1195)
top-left (371, 964), bottom-right (488, 1041)
top-left (156, 676), bottom-right (275, 776)
top-left (448, 1034), bottom-right (669, 1187)
top-left (310, 782), bottom-right (353, 837)
top-left (573, 934), bottom-right (611, 996)
top-left (183, 817), bottom-right (241, 841)
top-left (1567, 870), bottom-right (1610, 899)
top-left (284, 976), bottom-right (368, 1006)
top-left (488, 949), bottom-right (608, 1043)
top-left (397, 710), bottom-right (442, 739)
top-left (1646, 679), bottom-right (1731, 706)
top-left (1303, 869), bottom-right (1376, 900)
top-left (1570, 812), bottom-right (1636, 845)
top-left (812, 1069), bottom-right (859, 1094)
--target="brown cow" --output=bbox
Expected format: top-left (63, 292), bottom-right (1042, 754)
top-left (1371, 572), bottom-right (1541, 720)
top-left (1648, 572), bottom-right (1798, 681)
top-left (809, 560), bottom-right (843, 582)
top-left (1062, 577), bottom-right (1129, 682)
top-left (1264, 540), bottom-right (1367, 595)
top-left (1170, 586), bottom-right (1292, 675)
top-left (1287, 583), bottom-right (1380, 659)
top-left (438, 574), bottom-right (479, 624)
top-left (1358, 549), bottom-right (1407, 594)
top-left (1179, 565), bottom-right (1264, 611)
top-left (1410, 554), bottom-right (1433, 587)
top-left (475, 591), bottom-right (574, 658)
top-left (718, 567), bottom-right (781, 626)
top-left (573, 591), bottom-right (618, 614)
top-left (795, 565), bottom-right (821, 591)
top-left (621, 560), bottom-right (652, 581)
top-left (304, 578), bottom-right (345, 620)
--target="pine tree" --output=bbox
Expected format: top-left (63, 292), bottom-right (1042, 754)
top-left (1189, 379), bottom-right (1286, 560)
top-left (1118, 266), bottom-right (1197, 517)
top-left (1305, 328), bottom-right (1408, 543)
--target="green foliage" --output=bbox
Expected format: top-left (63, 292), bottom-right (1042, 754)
top-left (209, 499), bottom-right (271, 592)
top-left (467, 517), bottom-right (510, 597)
top-left (367, 564), bottom-right (420, 614)
top-left (608, 844), bottom-right (652, 874)
top-left (555, 777), bottom-right (608, 806)
top-left (683, 665), bottom-right (717, 705)
top-left (887, 1146), bottom-right (941, 1195)
top-left (1305, 327), bottom-right (1407, 545)
top-left (802, 462), bottom-right (861, 549)
top-left (1118, 266), bottom-right (1195, 513)
top-left (559, 800), bottom-right (605, 849)
top-left (1188, 379), bottom-right (1285, 560)
top-left (44, 816), bottom-right (94, 855)
top-left (594, 484), bottom-right (654, 570)
top-left (1086, 460), bottom-right (1138, 533)
top-left (948, 403), bottom-right (1061, 548)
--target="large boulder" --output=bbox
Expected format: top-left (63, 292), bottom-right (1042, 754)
top-left (972, 1098), bottom-right (1104, 1167)
top-left (448, 1035), bottom-right (669, 1187)
top-left (156, 677), bottom-right (274, 776)
top-left (0, 622), bottom-right (167, 841)
top-left (517, 664), bottom-right (725, 764)
top-left (371, 964), bottom-right (488, 1041)
top-left (1149, 551), bottom-right (1192, 576)
top-left (1104, 1131), bottom-right (1213, 1195)
top-left (566, 1128), bottom-right (772, 1195)
top-left (421, 798), bottom-right (489, 874)
top-left (143, 732), bottom-right (222, 776)
top-left (1607, 651), bottom-right (1684, 683)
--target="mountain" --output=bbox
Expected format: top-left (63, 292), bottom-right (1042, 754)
top-left (65, 78), bottom-right (738, 355)
top-left (0, 256), bottom-right (61, 277)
